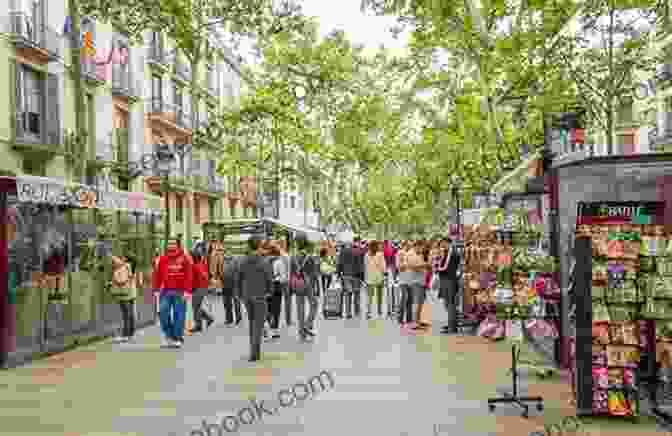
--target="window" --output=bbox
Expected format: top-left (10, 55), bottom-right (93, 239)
top-left (314, 191), bottom-right (320, 211)
top-left (152, 75), bottom-right (162, 106)
top-left (176, 195), bottom-right (184, 222)
top-left (209, 198), bottom-right (217, 220)
top-left (290, 196), bottom-right (296, 209)
top-left (118, 178), bottom-right (129, 191)
top-left (174, 83), bottom-right (182, 109)
top-left (18, 66), bottom-right (42, 138)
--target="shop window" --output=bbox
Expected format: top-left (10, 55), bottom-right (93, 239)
top-left (176, 195), bottom-right (184, 222)
top-left (290, 196), bottom-right (295, 209)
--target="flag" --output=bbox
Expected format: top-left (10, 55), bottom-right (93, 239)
top-left (63, 16), bottom-right (72, 34)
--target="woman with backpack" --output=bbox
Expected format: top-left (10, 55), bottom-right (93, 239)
top-left (110, 254), bottom-right (137, 343)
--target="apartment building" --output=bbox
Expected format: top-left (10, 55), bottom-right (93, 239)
top-left (0, 0), bottom-right (241, 365)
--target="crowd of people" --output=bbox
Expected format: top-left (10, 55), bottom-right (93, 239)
top-left (106, 233), bottom-right (462, 362)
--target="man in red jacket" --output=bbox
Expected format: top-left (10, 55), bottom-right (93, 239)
top-left (153, 238), bottom-right (193, 348)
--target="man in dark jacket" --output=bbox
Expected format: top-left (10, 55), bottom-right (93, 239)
top-left (337, 236), bottom-right (366, 318)
top-left (222, 256), bottom-right (243, 325)
top-left (235, 235), bottom-right (273, 362)
top-left (291, 234), bottom-right (319, 340)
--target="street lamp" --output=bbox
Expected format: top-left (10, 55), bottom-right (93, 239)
top-left (155, 143), bottom-right (176, 247)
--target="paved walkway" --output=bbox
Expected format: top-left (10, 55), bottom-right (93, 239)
top-left (0, 298), bottom-right (665, 436)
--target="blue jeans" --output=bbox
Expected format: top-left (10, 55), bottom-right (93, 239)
top-left (159, 293), bottom-right (186, 340)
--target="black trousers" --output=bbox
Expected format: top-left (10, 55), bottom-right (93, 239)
top-left (192, 290), bottom-right (214, 328)
top-left (397, 284), bottom-right (415, 324)
top-left (119, 300), bottom-right (135, 337)
top-left (267, 282), bottom-right (284, 329)
top-left (322, 274), bottom-right (332, 293)
top-left (222, 288), bottom-right (242, 323)
top-left (441, 279), bottom-right (458, 332)
top-left (244, 299), bottom-right (267, 359)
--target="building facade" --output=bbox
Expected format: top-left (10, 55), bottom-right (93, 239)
top-left (0, 0), bottom-right (242, 367)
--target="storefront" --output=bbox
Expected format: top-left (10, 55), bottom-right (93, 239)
top-left (0, 175), bottom-right (163, 368)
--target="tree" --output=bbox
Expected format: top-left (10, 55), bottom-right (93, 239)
top-left (552, 0), bottom-right (661, 154)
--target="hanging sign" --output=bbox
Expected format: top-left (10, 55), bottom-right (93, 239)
top-left (576, 201), bottom-right (665, 225)
top-left (15, 175), bottom-right (162, 215)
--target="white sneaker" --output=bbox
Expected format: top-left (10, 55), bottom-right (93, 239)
top-left (173, 340), bottom-right (183, 348)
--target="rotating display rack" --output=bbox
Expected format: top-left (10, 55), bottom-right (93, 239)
top-left (572, 201), bottom-right (667, 419)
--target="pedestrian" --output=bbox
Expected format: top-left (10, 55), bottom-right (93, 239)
top-left (268, 241), bottom-right (288, 339)
top-left (152, 238), bottom-right (193, 348)
top-left (414, 240), bottom-right (432, 330)
top-left (291, 234), bottom-right (319, 340)
top-left (278, 239), bottom-right (293, 327)
top-left (337, 236), bottom-right (366, 318)
top-left (365, 240), bottom-right (385, 318)
top-left (436, 237), bottom-right (460, 334)
top-left (383, 239), bottom-right (398, 280)
top-left (319, 247), bottom-right (336, 296)
top-left (235, 235), bottom-right (273, 362)
top-left (219, 249), bottom-right (243, 326)
top-left (110, 254), bottom-right (137, 343)
top-left (189, 242), bottom-right (215, 333)
top-left (397, 240), bottom-right (425, 326)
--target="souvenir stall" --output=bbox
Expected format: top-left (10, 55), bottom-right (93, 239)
top-left (463, 224), bottom-right (501, 336)
top-left (0, 175), bottom-right (163, 367)
top-left (571, 201), bottom-right (668, 420)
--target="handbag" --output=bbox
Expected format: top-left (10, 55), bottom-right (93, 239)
top-left (289, 256), bottom-right (309, 293)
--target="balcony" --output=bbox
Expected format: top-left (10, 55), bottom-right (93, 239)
top-left (146, 98), bottom-right (192, 135)
top-left (7, 11), bottom-right (61, 63)
top-left (111, 65), bottom-right (138, 99)
top-left (174, 59), bottom-right (192, 83)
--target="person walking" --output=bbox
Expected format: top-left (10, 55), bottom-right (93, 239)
top-left (152, 238), bottom-right (193, 348)
top-left (291, 234), bottom-right (319, 340)
top-left (436, 238), bottom-right (460, 334)
top-left (413, 241), bottom-right (432, 331)
top-left (235, 235), bottom-right (273, 362)
top-left (319, 247), bottom-right (336, 295)
top-left (383, 240), bottom-right (398, 280)
top-left (221, 254), bottom-right (242, 326)
top-left (277, 239), bottom-right (293, 327)
top-left (110, 254), bottom-right (137, 343)
top-left (365, 241), bottom-right (385, 319)
top-left (266, 242), bottom-right (287, 340)
top-left (337, 236), bottom-right (365, 318)
top-left (189, 243), bottom-right (215, 334)
top-left (397, 241), bottom-right (425, 326)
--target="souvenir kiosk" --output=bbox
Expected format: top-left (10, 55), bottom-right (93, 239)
top-left (571, 201), bottom-right (669, 419)
top-left (0, 175), bottom-right (163, 368)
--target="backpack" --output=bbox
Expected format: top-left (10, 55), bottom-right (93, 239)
top-left (289, 256), bottom-right (310, 293)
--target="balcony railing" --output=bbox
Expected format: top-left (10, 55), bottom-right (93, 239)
top-left (8, 11), bottom-right (61, 60)
top-left (111, 65), bottom-right (137, 98)
top-left (175, 59), bottom-right (192, 82)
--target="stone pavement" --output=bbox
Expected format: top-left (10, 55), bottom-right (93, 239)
top-left (0, 297), bottom-right (666, 436)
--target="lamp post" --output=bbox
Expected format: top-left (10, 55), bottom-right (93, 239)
top-left (126, 144), bottom-right (176, 249)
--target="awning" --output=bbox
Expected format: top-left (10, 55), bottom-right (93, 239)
top-left (263, 218), bottom-right (324, 242)
top-left (0, 176), bottom-right (163, 215)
